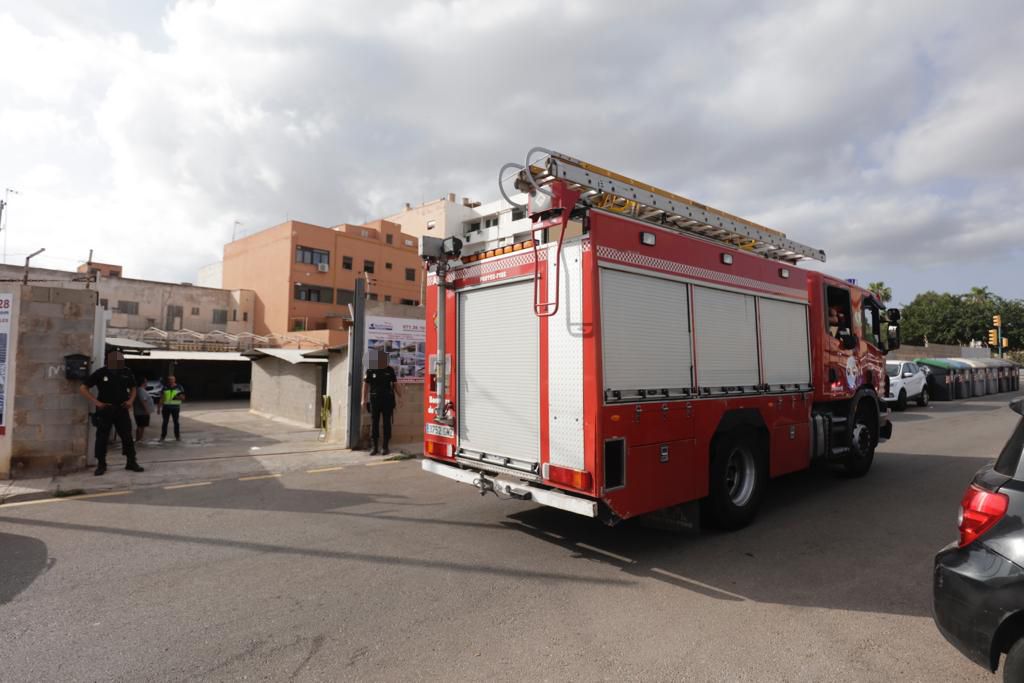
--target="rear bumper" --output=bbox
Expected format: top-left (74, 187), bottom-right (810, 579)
top-left (421, 458), bottom-right (598, 518)
top-left (933, 541), bottom-right (1024, 672)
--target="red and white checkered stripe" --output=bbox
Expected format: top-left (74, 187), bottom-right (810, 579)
top-left (427, 249), bottom-right (547, 284)
top-left (596, 245), bottom-right (807, 300)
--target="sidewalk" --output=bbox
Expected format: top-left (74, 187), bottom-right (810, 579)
top-left (0, 402), bottom-right (421, 505)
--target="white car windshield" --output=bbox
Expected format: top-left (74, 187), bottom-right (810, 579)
top-left (886, 363), bottom-right (901, 378)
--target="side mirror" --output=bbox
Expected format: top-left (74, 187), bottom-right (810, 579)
top-left (887, 324), bottom-right (901, 351)
top-left (887, 308), bottom-right (901, 323)
top-left (841, 334), bottom-right (858, 350)
top-left (902, 372), bottom-right (913, 378)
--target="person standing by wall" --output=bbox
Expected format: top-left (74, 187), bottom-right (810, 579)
top-left (362, 349), bottom-right (401, 455)
top-left (158, 375), bottom-right (186, 442)
top-left (78, 350), bottom-right (145, 475)
top-left (133, 376), bottom-right (155, 444)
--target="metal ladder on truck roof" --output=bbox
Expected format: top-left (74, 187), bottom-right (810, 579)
top-left (499, 147), bottom-right (827, 266)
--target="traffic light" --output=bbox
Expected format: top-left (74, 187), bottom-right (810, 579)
top-left (1004, 338), bottom-right (1010, 348)
top-left (988, 329), bottom-right (998, 346)
top-left (994, 314), bottom-right (1002, 327)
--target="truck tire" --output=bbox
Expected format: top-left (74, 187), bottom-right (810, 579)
top-left (704, 432), bottom-right (766, 531)
top-left (1005, 637), bottom-right (1024, 682)
top-left (916, 387), bottom-right (930, 407)
top-left (894, 389), bottom-right (907, 411)
top-left (841, 394), bottom-right (878, 478)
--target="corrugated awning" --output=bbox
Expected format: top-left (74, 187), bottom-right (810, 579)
top-left (134, 350), bottom-right (251, 362)
top-left (243, 348), bottom-right (327, 364)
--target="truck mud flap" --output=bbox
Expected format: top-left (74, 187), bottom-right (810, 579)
top-left (422, 459), bottom-right (598, 518)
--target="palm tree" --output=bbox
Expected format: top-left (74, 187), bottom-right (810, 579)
top-left (965, 286), bottom-right (992, 305)
top-left (868, 281), bottom-right (892, 305)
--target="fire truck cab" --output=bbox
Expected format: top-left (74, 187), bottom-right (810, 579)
top-left (420, 149), bottom-right (899, 529)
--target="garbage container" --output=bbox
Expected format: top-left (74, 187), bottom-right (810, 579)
top-left (980, 359), bottom-right (1000, 394)
top-left (915, 358), bottom-right (955, 401)
top-left (957, 359), bottom-right (989, 396)
top-left (992, 360), bottom-right (1010, 393)
top-left (945, 359), bottom-right (973, 399)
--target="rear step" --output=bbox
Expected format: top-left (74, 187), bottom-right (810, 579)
top-left (422, 459), bottom-right (598, 518)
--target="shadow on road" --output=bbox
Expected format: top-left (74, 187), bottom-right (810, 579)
top-left (494, 449), bottom-right (989, 618)
top-left (0, 533), bottom-right (52, 605)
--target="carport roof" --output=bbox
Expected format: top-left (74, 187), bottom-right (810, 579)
top-left (106, 337), bottom-right (156, 350)
top-left (139, 350), bottom-right (251, 362)
top-left (243, 348), bottom-right (327, 364)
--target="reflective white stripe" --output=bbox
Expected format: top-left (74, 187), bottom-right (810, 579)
top-left (421, 459), bottom-right (598, 518)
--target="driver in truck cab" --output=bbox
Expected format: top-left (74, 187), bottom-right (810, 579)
top-left (829, 306), bottom-right (850, 339)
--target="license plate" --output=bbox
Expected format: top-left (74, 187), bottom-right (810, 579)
top-left (425, 423), bottom-right (454, 438)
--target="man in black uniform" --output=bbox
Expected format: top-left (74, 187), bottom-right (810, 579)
top-left (362, 349), bottom-right (401, 455)
top-left (78, 350), bottom-right (145, 475)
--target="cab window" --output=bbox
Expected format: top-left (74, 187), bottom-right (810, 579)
top-left (861, 299), bottom-right (882, 348)
top-left (826, 286), bottom-right (853, 339)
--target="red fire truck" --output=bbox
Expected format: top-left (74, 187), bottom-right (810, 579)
top-left (419, 148), bottom-right (899, 529)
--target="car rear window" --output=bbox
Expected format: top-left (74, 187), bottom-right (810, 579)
top-left (994, 417), bottom-right (1024, 478)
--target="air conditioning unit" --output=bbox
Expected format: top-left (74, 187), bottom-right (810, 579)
top-left (317, 263), bottom-right (329, 272)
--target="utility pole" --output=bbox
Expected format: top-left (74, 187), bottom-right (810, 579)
top-left (346, 277), bottom-right (366, 449)
top-left (232, 220), bottom-right (243, 241)
top-left (2, 187), bottom-right (20, 264)
top-left (993, 314), bottom-right (1004, 359)
top-left (85, 248), bottom-right (94, 289)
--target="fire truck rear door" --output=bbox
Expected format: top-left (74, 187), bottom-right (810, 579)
top-left (457, 279), bottom-right (540, 468)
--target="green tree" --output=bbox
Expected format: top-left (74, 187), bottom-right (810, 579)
top-left (900, 287), bottom-right (1024, 349)
top-left (867, 281), bottom-right (892, 305)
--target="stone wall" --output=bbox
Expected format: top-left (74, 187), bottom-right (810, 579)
top-left (2, 286), bottom-right (98, 477)
top-left (887, 343), bottom-right (990, 361)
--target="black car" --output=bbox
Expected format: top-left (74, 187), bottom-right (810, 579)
top-left (934, 397), bottom-right (1024, 680)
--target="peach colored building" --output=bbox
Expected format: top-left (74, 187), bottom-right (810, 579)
top-left (222, 219), bottom-right (422, 347)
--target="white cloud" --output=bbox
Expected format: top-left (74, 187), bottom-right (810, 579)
top-left (0, 0), bottom-right (1021, 300)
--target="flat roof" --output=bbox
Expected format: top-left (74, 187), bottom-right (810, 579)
top-left (106, 337), bottom-right (157, 350)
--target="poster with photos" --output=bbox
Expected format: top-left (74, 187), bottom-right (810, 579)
top-left (365, 315), bottom-right (426, 384)
top-left (0, 293), bottom-right (12, 435)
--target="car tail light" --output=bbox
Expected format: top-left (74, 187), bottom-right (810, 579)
top-left (958, 484), bottom-right (1008, 548)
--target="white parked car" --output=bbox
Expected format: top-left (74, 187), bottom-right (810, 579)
top-left (885, 360), bottom-right (929, 410)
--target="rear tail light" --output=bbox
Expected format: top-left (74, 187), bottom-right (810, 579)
top-left (958, 484), bottom-right (1008, 548)
top-left (546, 465), bottom-right (593, 492)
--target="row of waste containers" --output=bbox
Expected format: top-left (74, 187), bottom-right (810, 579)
top-left (915, 357), bottom-right (1021, 401)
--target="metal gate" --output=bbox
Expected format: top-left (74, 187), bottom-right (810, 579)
top-left (458, 279), bottom-right (539, 467)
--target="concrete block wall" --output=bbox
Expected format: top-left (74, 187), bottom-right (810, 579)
top-left (4, 286), bottom-right (98, 477)
top-left (250, 357), bottom-right (322, 427)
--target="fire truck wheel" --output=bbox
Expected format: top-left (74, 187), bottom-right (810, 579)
top-left (704, 432), bottom-right (766, 531)
top-left (894, 389), bottom-right (908, 411)
top-left (841, 398), bottom-right (877, 477)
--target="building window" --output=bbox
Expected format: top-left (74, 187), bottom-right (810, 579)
top-left (295, 246), bottom-right (330, 266)
top-left (165, 305), bottom-right (184, 330)
top-left (468, 221), bottom-right (480, 231)
top-left (243, 312), bottom-right (248, 322)
top-left (342, 255), bottom-right (353, 270)
top-left (360, 229), bottom-right (369, 238)
top-left (405, 267), bottom-right (416, 282)
top-left (512, 208), bottom-right (526, 220)
top-left (404, 238), bottom-right (414, 247)
top-left (294, 284), bottom-right (334, 303)
top-left (384, 295), bottom-right (392, 302)
top-left (484, 216), bottom-right (498, 228)
top-left (385, 262), bottom-right (393, 270)
top-left (232, 309), bottom-right (237, 321)
top-left (336, 289), bottom-right (354, 305)
top-left (212, 309), bottom-right (228, 324)
top-left (292, 319), bottom-right (305, 331)
top-left (117, 301), bottom-right (139, 315)
top-left (400, 298), bottom-right (417, 305)
top-left (363, 260), bottom-right (375, 274)
top-left (190, 307), bottom-right (200, 315)
top-left (368, 293), bottom-right (378, 301)
top-left (386, 234), bottom-right (393, 244)
top-left (99, 298), bottom-right (108, 309)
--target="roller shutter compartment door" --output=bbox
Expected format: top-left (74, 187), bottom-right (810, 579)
top-left (693, 286), bottom-right (759, 390)
top-left (458, 280), bottom-right (539, 464)
top-left (758, 298), bottom-right (810, 387)
top-left (600, 268), bottom-right (692, 396)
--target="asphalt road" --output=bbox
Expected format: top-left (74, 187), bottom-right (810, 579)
top-left (2, 394), bottom-right (1021, 682)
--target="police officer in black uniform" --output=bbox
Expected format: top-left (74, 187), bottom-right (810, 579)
top-left (362, 349), bottom-right (401, 455)
top-left (78, 350), bottom-right (145, 475)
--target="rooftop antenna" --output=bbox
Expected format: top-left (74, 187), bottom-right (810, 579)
top-left (232, 219), bottom-right (243, 241)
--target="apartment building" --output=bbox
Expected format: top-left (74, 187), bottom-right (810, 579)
top-left (0, 263), bottom-right (255, 341)
top-left (221, 219), bottom-right (422, 347)
top-left (384, 192), bottom-right (534, 254)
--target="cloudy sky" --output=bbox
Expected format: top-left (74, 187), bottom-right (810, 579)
top-left (1, 0), bottom-right (1021, 304)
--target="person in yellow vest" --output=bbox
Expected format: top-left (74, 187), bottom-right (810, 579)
top-left (158, 375), bottom-right (186, 441)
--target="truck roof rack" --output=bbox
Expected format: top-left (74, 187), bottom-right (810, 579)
top-left (506, 148), bottom-right (826, 264)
